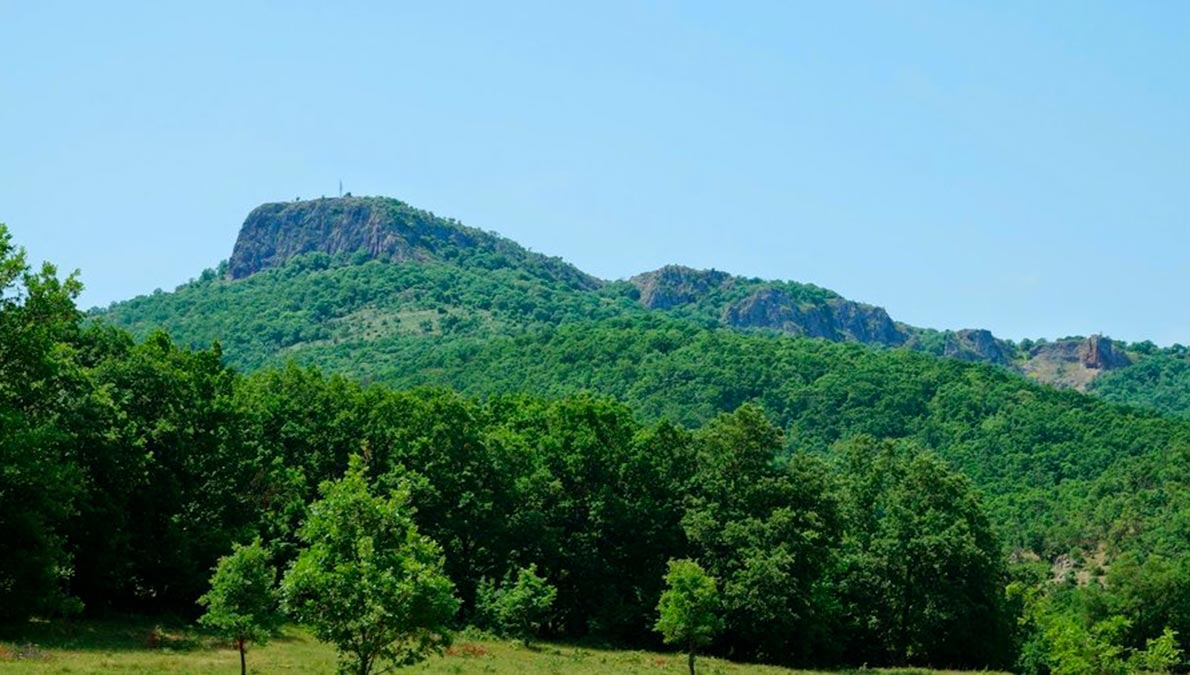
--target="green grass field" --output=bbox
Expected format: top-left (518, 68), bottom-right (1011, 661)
top-left (0, 618), bottom-right (1002, 674)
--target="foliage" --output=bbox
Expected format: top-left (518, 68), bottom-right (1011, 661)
top-left (0, 223), bottom-right (85, 621)
top-left (281, 455), bottom-right (458, 675)
top-left (1092, 350), bottom-right (1190, 417)
top-left (1017, 582), bottom-right (1185, 675)
top-left (834, 437), bottom-right (1010, 668)
top-left (682, 405), bottom-right (841, 665)
top-left (476, 564), bottom-right (556, 643)
top-left (6, 222), bottom-right (1190, 672)
top-left (198, 539), bottom-right (283, 674)
top-left (655, 558), bottom-right (721, 675)
top-left (1136, 627), bottom-right (1183, 673)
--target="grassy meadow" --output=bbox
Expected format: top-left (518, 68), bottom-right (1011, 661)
top-left (0, 618), bottom-right (999, 674)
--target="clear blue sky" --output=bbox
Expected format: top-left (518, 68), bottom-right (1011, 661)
top-left (2, 2), bottom-right (1188, 344)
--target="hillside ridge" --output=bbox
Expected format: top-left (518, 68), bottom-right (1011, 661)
top-left (103, 195), bottom-right (1166, 402)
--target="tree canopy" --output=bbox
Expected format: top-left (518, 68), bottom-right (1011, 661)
top-left (655, 559), bottom-right (721, 675)
top-left (198, 538), bottom-right (283, 675)
top-left (1, 222), bottom-right (1188, 672)
top-left (281, 455), bottom-right (458, 675)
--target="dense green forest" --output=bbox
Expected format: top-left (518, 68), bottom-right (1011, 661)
top-left (6, 218), bottom-right (1190, 673)
top-left (1091, 347), bottom-right (1190, 418)
top-left (100, 198), bottom-right (1190, 422)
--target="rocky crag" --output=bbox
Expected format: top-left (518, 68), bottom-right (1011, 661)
top-left (1022, 334), bottom-right (1132, 391)
top-left (227, 196), bottom-right (601, 291)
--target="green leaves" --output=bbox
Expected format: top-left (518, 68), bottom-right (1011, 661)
top-left (835, 437), bottom-right (1010, 668)
top-left (281, 455), bottom-right (458, 675)
top-left (655, 558), bottom-right (721, 675)
top-left (0, 223), bottom-right (86, 622)
top-left (682, 405), bottom-right (841, 665)
top-left (198, 539), bottom-right (282, 645)
top-left (476, 564), bottom-right (557, 643)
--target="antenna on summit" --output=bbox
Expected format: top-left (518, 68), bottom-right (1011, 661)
top-left (339, 180), bottom-right (343, 198)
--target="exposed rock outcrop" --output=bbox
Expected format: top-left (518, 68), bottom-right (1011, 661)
top-left (723, 288), bottom-right (910, 346)
top-left (1022, 335), bottom-right (1132, 391)
top-left (1079, 334), bottom-right (1130, 370)
top-left (942, 329), bottom-right (1015, 366)
top-left (826, 297), bottom-right (911, 346)
top-left (227, 196), bottom-right (601, 290)
top-left (629, 266), bottom-right (909, 346)
top-left (629, 266), bottom-right (732, 310)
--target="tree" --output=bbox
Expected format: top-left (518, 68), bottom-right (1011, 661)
top-left (281, 455), bottom-right (458, 675)
top-left (681, 405), bottom-right (841, 665)
top-left (198, 539), bottom-right (283, 675)
top-left (655, 559), bottom-right (721, 675)
top-left (1136, 628), bottom-right (1183, 674)
top-left (0, 223), bottom-right (86, 622)
top-left (93, 331), bottom-right (256, 613)
top-left (477, 563), bottom-right (556, 644)
top-left (835, 437), bottom-right (1009, 668)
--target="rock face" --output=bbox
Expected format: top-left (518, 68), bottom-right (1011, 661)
top-left (227, 196), bottom-right (601, 290)
top-left (942, 329), bottom-right (1015, 366)
top-left (629, 266), bottom-right (909, 347)
top-left (826, 298), bottom-right (911, 346)
top-left (1022, 335), bottom-right (1132, 391)
top-left (630, 266), bottom-right (732, 310)
top-left (724, 289), bottom-right (909, 346)
top-left (1028, 336), bottom-right (1131, 371)
top-left (1078, 334), bottom-right (1130, 370)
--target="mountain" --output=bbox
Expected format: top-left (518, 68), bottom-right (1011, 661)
top-left (628, 265), bottom-right (911, 346)
top-left (14, 212), bottom-right (1190, 670)
top-left (57, 200), bottom-right (1190, 668)
top-left (228, 196), bottom-right (601, 289)
top-left (99, 194), bottom-right (1185, 411)
top-left (83, 198), bottom-right (1190, 650)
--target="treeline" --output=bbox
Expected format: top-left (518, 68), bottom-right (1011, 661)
top-left (1, 271), bottom-right (1011, 667)
top-left (105, 247), bottom-right (1190, 427)
top-left (101, 253), bottom-right (638, 371)
top-left (4, 225), bottom-right (1189, 671)
top-left (287, 316), bottom-right (1190, 559)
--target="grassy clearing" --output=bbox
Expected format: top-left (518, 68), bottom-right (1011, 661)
top-left (0, 618), bottom-right (1003, 674)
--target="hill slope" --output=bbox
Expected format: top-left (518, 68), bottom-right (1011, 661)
top-left (93, 195), bottom-right (1190, 553)
top-left (100, 195), bottom-right (1187, 409)
top-left (53, 203), bottom-right (1190, 667)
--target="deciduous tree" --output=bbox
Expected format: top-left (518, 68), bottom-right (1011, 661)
top-left (198, 539), bottom-right (282, 675)
top-left (282, 455), bottom-right (457, 675)
top-left (655, 558), bottom-right (721, 675)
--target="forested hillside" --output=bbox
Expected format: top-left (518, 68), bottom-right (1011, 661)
top-left (103, 243), bottom-right (1190, 555)
top-left (101, 196), bottom-right (1190, 416)
top-left (7, 198), bottom-right (1190, 673)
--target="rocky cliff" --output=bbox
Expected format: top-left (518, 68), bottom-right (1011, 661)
top-left (630, 265), bottom-right (910, 347)
top-left (227, 196), bottom-right (601, 290)
top-left (941, 329), bottom-right (1016, 366)
top-left (723, 288), bottom-right (910, 346)
top-left (631, 266), bottom-right (734, 310)
top-left (1022, 335), bottom-right (1132, 391)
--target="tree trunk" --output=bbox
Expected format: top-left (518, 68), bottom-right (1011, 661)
top-left (238, 638), bottom-right (246, 675)
top-left (688, 647), bottom-right (696, 675)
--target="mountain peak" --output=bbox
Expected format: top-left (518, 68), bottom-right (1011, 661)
top-left (226, 195), bottom-right (601, 290)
